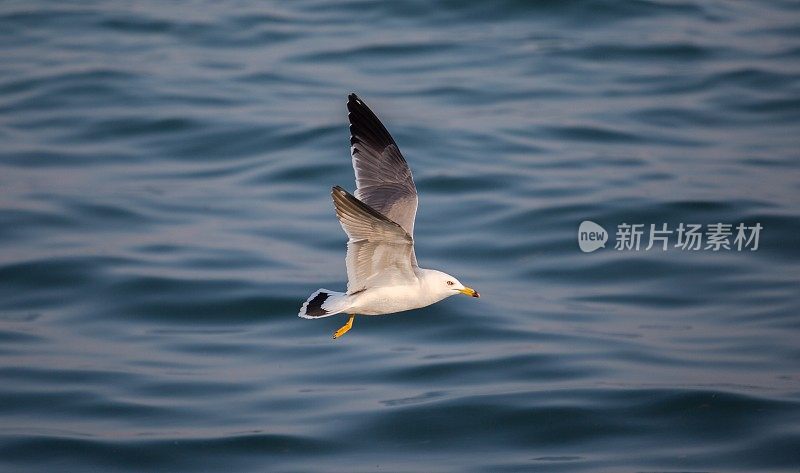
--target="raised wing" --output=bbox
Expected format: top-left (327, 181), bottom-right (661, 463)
top-left (331, 186), bottom-right (417, 294)
top-left (347, 93), bottom-right (418, 237)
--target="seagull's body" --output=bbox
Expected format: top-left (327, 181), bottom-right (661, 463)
top-left (299, 94), bottom-right (478, 338)
top-left (316, 269), bottom-right (463, 316)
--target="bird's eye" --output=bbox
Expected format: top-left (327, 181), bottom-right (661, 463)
top-left (446, 280), bottom-right (454, 286)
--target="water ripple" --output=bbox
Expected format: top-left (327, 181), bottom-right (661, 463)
top-left (1, 1), bottom-right (799, 472)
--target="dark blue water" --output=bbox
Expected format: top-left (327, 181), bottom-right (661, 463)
top-left (2, 1), bottom-right (800, 471)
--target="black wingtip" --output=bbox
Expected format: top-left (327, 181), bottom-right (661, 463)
top-left (348, 93), bottom-right (360, 103)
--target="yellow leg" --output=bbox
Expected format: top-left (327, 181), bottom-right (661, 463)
top-left (333, 314), bottom-right (355, 339)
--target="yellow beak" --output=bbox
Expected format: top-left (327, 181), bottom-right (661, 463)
top-left (459, 287), bottom-right (480, 298)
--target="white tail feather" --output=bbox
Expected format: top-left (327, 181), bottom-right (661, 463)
top-left (298, 289), bottom-right (349, 319)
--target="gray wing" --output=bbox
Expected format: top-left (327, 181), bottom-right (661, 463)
top-left (331, 186), bottom-right (417, 294)
top-left (347, 94), bottom-right (418, 238)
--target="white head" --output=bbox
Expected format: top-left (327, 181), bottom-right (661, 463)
top-left (420, 269), bottom-right (480, 303)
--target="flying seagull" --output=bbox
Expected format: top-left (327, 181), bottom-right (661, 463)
top-left (299, 94), bottom-right (479, 339)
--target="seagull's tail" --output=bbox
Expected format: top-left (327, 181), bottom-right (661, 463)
top-left (298, 289), bottom-right (349, 319)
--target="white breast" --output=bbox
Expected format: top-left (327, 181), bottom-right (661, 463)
top-left (347, 284), bottom-right (439, 316)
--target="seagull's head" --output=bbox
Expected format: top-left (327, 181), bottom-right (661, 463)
top-left (423, 269), bottom-right (480, 300)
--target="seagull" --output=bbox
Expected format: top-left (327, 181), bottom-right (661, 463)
top-left (299, 94), bottom-right (479, 339)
